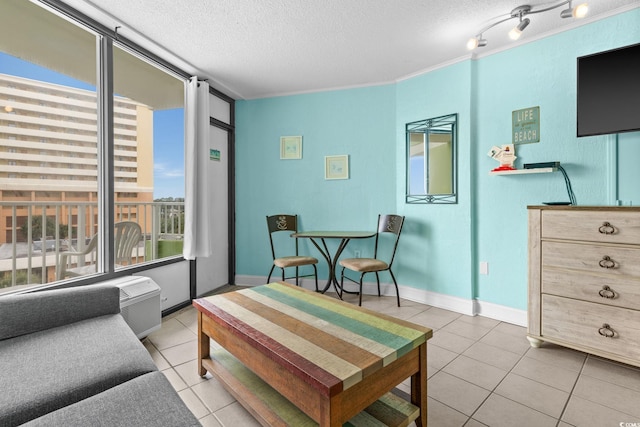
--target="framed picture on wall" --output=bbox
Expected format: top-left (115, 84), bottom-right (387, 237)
top-left (325, 155), bottom-right (349, 180)
top-left (280, 136), bottom-right (302, 159)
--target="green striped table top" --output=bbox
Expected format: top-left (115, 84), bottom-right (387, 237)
top-left (196, 281), bottom-right (432, 397)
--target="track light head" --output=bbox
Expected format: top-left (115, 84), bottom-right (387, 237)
top-left (574, 3), bottom-right (589, 18)
top-left (466, 37), bottom-right (488, 50)
top-left (561, 2), bottom-right (589, 18)
top-left (509, 18), bottom-right (530, 40)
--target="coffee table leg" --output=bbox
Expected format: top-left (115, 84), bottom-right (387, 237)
top-left (197, 311), bottom-right (210, 377)
top-left (411, 342), bottom-right (427, 427)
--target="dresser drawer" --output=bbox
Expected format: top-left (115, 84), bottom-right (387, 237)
top-left (542, 241), bottom-right (640, 277)
top-left (542, 272), bottom-right (640, 310)
top-left (541, 210), bottom-right (640, 244)
top-left (542, 295), bottom-right (640, 360)
top-left (541, 241), bottom-right (640, 309)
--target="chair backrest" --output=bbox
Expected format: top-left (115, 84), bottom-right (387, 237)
top-left (266, 214), bottom-right (299, 260)
top-left (57, 234), bottom-right (99, 280)
top-left (82, 233), bottom-right (99, 255)
top-left (114, 221), bottom-right (142, 265)
top-left (373, 214), bottom-right (405, 267)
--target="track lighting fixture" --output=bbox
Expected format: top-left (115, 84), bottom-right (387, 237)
top-left (467, 1), bottom-right (589, 50)
top-left (509, 17), bottom-right (530, 40)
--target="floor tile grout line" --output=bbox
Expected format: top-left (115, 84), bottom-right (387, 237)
top-left (176, 384), bottom-right (210, 420)
top-left (575, 356), bottom-right (640, 420)
top-left (462, 333), bottom-right (591, 424)
top-left (555, 352), bottom-right (589, 426)
top-left (463, 339), bottom-right (533, 424)
top-left (425, 396), bottom-right (473, 425)
top-left (212, 412), bottom-right (224, 426)
top-left (580, 355), bottom-right (640, 393)
top-left (512, 351), bottom-right (584, 394)
top-left (149, 325), bottom-right (216, 421)
top-left (430, 322), bottom-right (526, 374)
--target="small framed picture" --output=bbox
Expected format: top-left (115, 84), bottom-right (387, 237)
top-left (325, 155), bottom-right (349, 180)
top-left (280, 136), bottom-right (302, 159)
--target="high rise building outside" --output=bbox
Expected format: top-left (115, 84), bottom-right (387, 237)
top-left (0, 73), bottom-right (153, 245)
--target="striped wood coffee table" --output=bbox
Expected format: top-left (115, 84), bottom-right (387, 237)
top-left (194, 282), bottom-right (432, 426)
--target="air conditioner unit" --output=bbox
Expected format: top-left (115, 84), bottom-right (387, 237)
top-left (100, 276), bottom-right (161, 339)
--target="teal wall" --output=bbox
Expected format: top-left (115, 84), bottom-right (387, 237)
top-left (473, 10), bottom-right (640, 309)
top-left (395, 61), bottom-right (474, 300)
top-left (235, 86), bottom-right (397, 280)
top-left (235, 9), bottom-right (640, 311)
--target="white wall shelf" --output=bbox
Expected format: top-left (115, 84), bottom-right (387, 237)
top-left (489, 167), bottom-right (556, 176)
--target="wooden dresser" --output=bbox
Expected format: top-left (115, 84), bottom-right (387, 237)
top-left (528, 206), bottom-right (640, 367)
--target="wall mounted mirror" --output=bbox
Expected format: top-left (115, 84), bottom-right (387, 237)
top-left (406, 113), bottom-right (457, 204)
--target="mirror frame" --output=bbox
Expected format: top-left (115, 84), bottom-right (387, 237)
top-left (405, 113), bottom-right (458, 204)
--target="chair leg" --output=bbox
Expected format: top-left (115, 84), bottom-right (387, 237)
top-left (267, 265), bottom-right (276, 283)
top-left (295, 267), bottom-right (299, 286)
top-left (375, 272), bottom-right (381, 297)
top-left (340, 266), bottom-right (346, 299)
top-left (313, 264), bottom-right (319, 292)
top-left (358, 273), bottom-right (365, 306)
top-left (281, 268), bottom-right (285, 282)
top-left (389, 269), bottom-right (400, 307)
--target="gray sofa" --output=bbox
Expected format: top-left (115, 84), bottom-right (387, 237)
top-left (0, 284), bottom-right (200, 426)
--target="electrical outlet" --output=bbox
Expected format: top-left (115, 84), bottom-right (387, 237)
top-left (479, 261), bottom-right (489, 275)
top-left (354, 250), bottom-right (361, 258)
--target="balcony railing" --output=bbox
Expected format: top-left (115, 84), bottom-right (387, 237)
top-left (0, 201), bottom-right (184, 293)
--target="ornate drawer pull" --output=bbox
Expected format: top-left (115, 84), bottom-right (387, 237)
top-left (598, 256), bottom-right (615, 269)
top-left (598, 323), bottom-right (616, 338)
top-left (598, 222), bottom-right (615, 235)
top-left (598, 285), bottom-right (616, 299)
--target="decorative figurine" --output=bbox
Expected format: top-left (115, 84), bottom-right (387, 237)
top-left (488, 144), bottom-right (517, 171)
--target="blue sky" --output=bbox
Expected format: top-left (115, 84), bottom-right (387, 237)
top-left (0, 52), bottom-right (184, 199)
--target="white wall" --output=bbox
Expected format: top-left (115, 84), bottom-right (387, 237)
top-left (137, 261), bottom-right (190, 310)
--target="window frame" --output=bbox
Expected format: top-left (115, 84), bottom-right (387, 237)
top-left (22, 0), bottom-right (192, 289)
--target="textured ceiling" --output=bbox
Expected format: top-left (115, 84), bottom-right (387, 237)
top-left (61, 0), bottom-right (640, 99)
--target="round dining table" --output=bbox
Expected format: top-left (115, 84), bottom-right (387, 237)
top-left (291, 230), bottom-right (375, 296)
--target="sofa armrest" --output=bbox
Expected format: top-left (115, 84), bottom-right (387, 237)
top-left (0, 284), bottom-right (120, 341)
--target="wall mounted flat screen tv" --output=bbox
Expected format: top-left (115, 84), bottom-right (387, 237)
top-left (577, 42), bottom-right (640, 137)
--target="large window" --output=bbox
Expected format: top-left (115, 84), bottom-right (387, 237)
top-left (112, 45), bottom-right (185, 273)
top-left (0, 1), bottom-right (186, 293)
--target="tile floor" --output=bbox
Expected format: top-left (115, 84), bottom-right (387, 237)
top-left (143, 286), bottom-right (640, 427)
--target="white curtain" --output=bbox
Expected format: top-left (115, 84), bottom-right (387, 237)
top-left (183, 77), bottom-right (211, 260)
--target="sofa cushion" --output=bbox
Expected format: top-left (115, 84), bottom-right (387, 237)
top-left (0, 284), bottom-right (120, 340)
top-left (0, 314), bottom-right (157, 426)
top-left (22, 371), bottom-right (200, 427)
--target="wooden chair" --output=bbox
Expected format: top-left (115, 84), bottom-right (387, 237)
top-left (57, 221), bottom-right (142, 280)
top-left (339, 214), bottom-right (405, 306)
top-left (266, 214), bottom-right (318, 289)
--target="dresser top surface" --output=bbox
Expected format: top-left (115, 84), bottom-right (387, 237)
top-left (528, 205), bottom-right (640, 212)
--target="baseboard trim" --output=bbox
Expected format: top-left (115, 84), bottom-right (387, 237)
top-left (474, 299), bottom-right (527, 327)
top-left (235, 275), bottom-right (274, 287)
top-left (399, 285), bottom-right (475, 316)
top-left (234, 275), bottom-right (526, 326)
